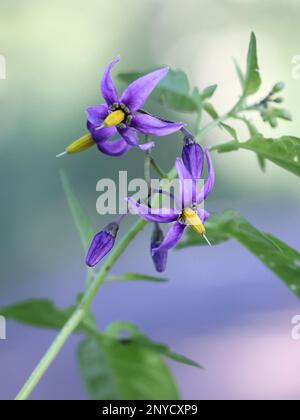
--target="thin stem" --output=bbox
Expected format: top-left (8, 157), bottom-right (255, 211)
top-left (15, 309), bottom-right (85, 400)
top-left (15, 218), bottom-right (147, 400)
top-left (150, 157), bottom-right (169, 179)
top-left (198, 95), bottom-right (246, 138)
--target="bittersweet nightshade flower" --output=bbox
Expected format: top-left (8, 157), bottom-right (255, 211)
top-left (128, 147), bottom-right (215, 252)
top-left (86, 222), bottom-right (119, 267)
top-left (58, 57), bottom-right (185, 158)
top-left (151, 223), bottom-right (168, 273)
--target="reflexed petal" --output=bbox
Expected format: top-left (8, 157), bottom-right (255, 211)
top-left (152, 221), bottom-right (186, 254)
top-left (182, 142), bottom-right (204, 180)
top-left (86, 104), bottom-right (109, 126)
top-left (98, 138), bottom-right (131, 157)
top-left (87, 121), bottom-right (116, 144)
top-left (203, 149), bottom-right (215, 200)
top-left (86, 231), bottom-right (115, 267)
top-left (196, 208), bottom-right (210, 223)
top-left (151, 225), bottom-right (168, 273)
top-left (128, 198), bottom-right (179, 223)
top-left (118, 127), bottom-right (155, 151)
top-left (101, 57), bottom-right (120, 105)
top-left (121, 67), bottom-right (169, 112)
top-left (131, 113), bottom-right (185, 137)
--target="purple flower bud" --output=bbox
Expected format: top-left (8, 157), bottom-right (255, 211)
top-left (151, 224), bottom-right (168, 273)
top-left (86, 223), bottom-right (119, 267)
top-left (182, 135), bottom-right (204, 180)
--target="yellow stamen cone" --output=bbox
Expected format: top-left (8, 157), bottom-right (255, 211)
top-left (65, 133), bottom-right (95, 155)
top-left (182, 208), bottom-right (206, 236)
top-left (103, 110), bottom-right (125, 127)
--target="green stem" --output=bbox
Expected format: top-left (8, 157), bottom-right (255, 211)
top-left (15, 308), bottom-right (85, 400)
top-left (150, 157), bottom-right (169, 179)
top-left (15, 218), bottom-right (147, 400)
top-left (199, 96), bottom-right (246, 138)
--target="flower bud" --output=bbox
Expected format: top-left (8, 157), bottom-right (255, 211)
top-left (86, 222), bottom-right (119, 267)
top-left (271, 82), bottom-right (285, 94)
top-left (182, 135), bottom-right (204, 180)
top-left (151, 224), bottom-right (168, 273)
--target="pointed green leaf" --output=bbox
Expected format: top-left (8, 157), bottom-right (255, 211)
top-left (61, 171), bottom-right (94, 252)
top-left (118, 69), bottom-right (200, 112)
top-left (204, 102), bottom-right (219, 120)
top-left (0, 299), bottom-right (96, 333)
top-left (178, 211), bottom-right (300, 299)
top-left (0, 300), bottom-right (75, 330)
top-left (233, 58), bottom-right (245, 89)
top-left (108, 272), bottom-right (168, 283)
top-left (244, 32), bottom-right (261, 96)
top-left (220, 123), bottom-right (238, 140)
top-left (201, 84), bottom-right (218, 100)
top-left (213, 136), bottom-right (300, 177)
top-left (105, 322), bottom-right (202, 369)
top-left (78, 335), bottom-right (180, 400)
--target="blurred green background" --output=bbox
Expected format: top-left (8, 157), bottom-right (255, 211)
top-left (1, 0), bottom-right (300, 400)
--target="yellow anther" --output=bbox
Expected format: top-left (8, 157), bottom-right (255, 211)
top-left (182, 208), bottom-right (206, 236)
top-left (103, 110), bottom-right (125, 127)
top-left (66, 133), bottom-right (95, 154)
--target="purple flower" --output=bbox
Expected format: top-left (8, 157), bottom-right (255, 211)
top-left (151, 224), bottom-right (168, 273)
top-left (86, 57), bottom-right (185, 156)
top-left (86, 222), bottom-right (119, 267)
top-left (128, 147), bottom-right (215, 253)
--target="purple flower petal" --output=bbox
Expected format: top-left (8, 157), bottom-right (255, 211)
top-left (121, 67), bottom-right (169, 112)
top-left (98, 138), bottom-right (132, 157)
top-left (86, 104), bottom-right (109, 126)
top-left (151, 225), bottom-right (168, 273)
top-left (86, 231), bottom-right (115, 267)
top-left (203, 149), bottom-right (215, 200)
top-left (128, 198), bottom-right (180, 223)
top-left (87, 121), bottom-right (116, 144)
top-left (175, 158), bottom-right (200, 209)
top-left (131, 113), bottom-right (185, 137)
top-left (101, 57), bottom-right (120, 105)
top-left (182, 142), bottom-right (204, 180)
top-left (118, 127), bottom-right (155, 151)
top-left (196, 208), bottom-right (210, 223)
top-left (152, 221), bottom-right (186, 254)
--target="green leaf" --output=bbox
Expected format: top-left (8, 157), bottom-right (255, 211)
top-left (105, 321), bottom-right (202, 369)
top-left (78, 335), bottom-right (180, 400)
top-left (178, 211), bottom-right (300, 298)
top-left (220, 123), bottom-right (238, 140)
top-left (201, 84), bottom-right (218, 100)
top-left (204, 102), bottom-right (219, 120)
top-left (233, 58), bottom-right (245, 89)
top-left (0, 298), bottom-right (96, 333)
top-left (61, 171), bottom-right (94, 252)
top-left (108, 272), bottom-right (168, 283)
top-left (0, 300), bottom-right (75, 330)
top-left (118, 69), bottom-right (200, 113)
top-left (244, 32), bottom-right (262, 96)
top-left (213, 136), bottom-right (300, 177)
